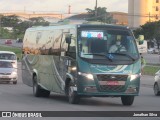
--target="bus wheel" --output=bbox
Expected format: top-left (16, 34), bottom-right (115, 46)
top-left (121, 96), bottom-right (134, 106)
top-left (33, 76), bottom-right (50, 97)
top-left (154, 83), bottom-right (160, 96)
top-left (13, 81), bottom-right (17, 84)
top-left (68, 82), bottom-right (80, 104)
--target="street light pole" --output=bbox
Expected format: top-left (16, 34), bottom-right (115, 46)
top-left (0, 16), bottom-right (1, 37)
top-left (149, 12), bottom-right (151, 22)
top-left (95, 0), bottom-right (97, 17)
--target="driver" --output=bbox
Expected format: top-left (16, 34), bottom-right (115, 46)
top-left (109, 35), bottom-right (126, 53)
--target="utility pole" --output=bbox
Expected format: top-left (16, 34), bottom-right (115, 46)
top-left (149, 12), bottom-right (151, 22)
top-left (95, 0), bottom-right (97, 17)
top-left (68, 5), bottom-right (71, 14)
top-left (0, 16), bottom-right (1, 37)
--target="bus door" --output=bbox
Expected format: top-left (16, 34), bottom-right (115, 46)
top-left (60, 29), bottom-right (77, 90)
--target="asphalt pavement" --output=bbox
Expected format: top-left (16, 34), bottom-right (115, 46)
top-left (141, 75), bottom-right (154, 87)
top-left (143, 53), bottom-right (160, 65)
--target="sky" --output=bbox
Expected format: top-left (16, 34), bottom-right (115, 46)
top-left (0, 0), bottom-right (128, 14)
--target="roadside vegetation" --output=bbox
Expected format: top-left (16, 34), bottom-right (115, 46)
top-left (143, 65), bottom-right (160, 76)
top-left (0, 15), bottom-right (50, 40)
top-left (0, 45), bottom-right (22, 60)
top-left (0, 7), bottom-right (113, 40)
top-left (133, 21), bottom-right (160, 50)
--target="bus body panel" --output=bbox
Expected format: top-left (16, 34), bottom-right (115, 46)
top-left (22, 25), bottom-right (77, 94)
top-left (22, 24), bottom-right (141, 99)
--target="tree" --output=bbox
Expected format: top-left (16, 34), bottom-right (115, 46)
top-left (134, 21), bottom-right (160, 39)
top-left (133, 20), bottom-right (160, 49)
top-left (154, 27), bottom-right (160, 49)
top-left (29, 17), bottom-right (49, 26)
top-left (0, 15), bottom-right (50, 39)
top-left (1, 15), bottom-right (22, 28)
top-left (85, 7), bottom-right (113, 23)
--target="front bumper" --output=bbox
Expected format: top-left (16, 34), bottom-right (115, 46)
top-left (77, 74), bottom-right (140, 96)
top-left (0, 75), bottom-right (17, 82)
top-left (0, 78), bottom-right (17, 82)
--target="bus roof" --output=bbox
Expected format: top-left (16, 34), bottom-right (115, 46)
top-left (78, 24), bottom-right (129, 30)
top-left (0, 51), bottom-right (16, 55)
top-left (26, 24), bottom-right (130, 31)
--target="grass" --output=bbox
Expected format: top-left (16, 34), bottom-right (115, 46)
top-left (143, 65), bottom-right (160, 76)
top-left (0, 45), bottom-right (22, 61)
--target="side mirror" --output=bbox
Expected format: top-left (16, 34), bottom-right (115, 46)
top-left (65, 34), bottom-right (71, 44)
top-left (138, 35), bottom-right (144, 45)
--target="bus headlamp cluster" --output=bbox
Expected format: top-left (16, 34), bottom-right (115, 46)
top-left (71, 67), bottom-right (77, 71)
top-left (130, 74), bottom-right (140, 81)
top-left (12, 71), bottom-right (17, 75)
top-left (78, 72), bottom-right (94, 80)
top-left (12, 63), bottom-right (17, 68)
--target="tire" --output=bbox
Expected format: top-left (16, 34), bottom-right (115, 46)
top-left (154, 83), bottom-right (160, 96)
top-left (13, 81), bottom-right (17, 84)
top-left (121, 96), bottom-right (134, 106)
top-left (40, 89), bottom-right (50, 97)
top-left (33, 76), bottom-right (50, 97)
top-left (68, 82), bottom-right (80, 104)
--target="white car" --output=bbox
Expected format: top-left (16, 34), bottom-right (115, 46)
top-left (0, 61), bottom-right (17, 84)
top-left (0, 51), bottom-right (17, 68)
top-left (148, 48), bottom-right (155, 54)
top-left (154, 70), bottom-right (160, 96)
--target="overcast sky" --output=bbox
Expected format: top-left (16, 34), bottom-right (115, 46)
top-left (0, 0), bottom-right (128, 13)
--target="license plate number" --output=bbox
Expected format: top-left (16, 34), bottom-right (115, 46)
top-left (99, 81), bottom-right (125, 86)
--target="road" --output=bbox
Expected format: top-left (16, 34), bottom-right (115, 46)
top-left (0, 81), bottom-right (158, 111)
top-left (0, 63), bottom-right (159, 120)
top-left (143, 53), bottom-right (160, 65)
top-left (0, 39), bottom-right (22, 48)
top-left (0, 63), bottom-right (159, 111)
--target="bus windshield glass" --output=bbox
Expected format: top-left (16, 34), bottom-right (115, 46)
top-left (78, 29), bottom-right (139, 62)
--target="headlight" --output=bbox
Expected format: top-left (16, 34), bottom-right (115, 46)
top-left (12, 71), bottom-right (17, 75)
top-left (12, 63), bottom-right (17, 68)
top-left (130, 74), bottom-right (140, 81)
top-left (71, 67), bottom-right (77, 71)
top-left (78, 72), bottom-right (94, 80)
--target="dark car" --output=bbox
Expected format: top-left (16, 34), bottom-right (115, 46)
top-left (16, 38), bottom-right (22, 43)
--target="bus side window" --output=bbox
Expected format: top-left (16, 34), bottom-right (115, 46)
top-left (81, 39), bottom-right (88, 53)
top-left (66, 34), bottom-right (76, 59)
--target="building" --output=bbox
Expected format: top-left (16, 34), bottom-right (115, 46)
top-left (0, 11), bottom-right (65, 20)
top-left (128, 0), bottom-right (160, 28)
top-left (110, 12), bottom-right (128, 26)
top-left (65, 12), bottom-right (128, 26)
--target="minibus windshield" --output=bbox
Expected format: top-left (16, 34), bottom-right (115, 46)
top-left (78, 29), bottom-right (139, 62)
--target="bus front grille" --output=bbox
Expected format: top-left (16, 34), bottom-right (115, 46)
top-left (97, 74), bottom-right (128, 81)
top-left (97, 74), bottom-right (128, 92)
top-left (99, 85), bottom-right (125, 92)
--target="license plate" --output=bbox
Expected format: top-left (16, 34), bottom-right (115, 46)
top-left (99, 81), bottom-right (125, 86)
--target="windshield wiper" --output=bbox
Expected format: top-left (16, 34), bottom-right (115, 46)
top-left (83, 53), bottom-right (113, 61)
top-left (108, 53), bottom-right (136, 61)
